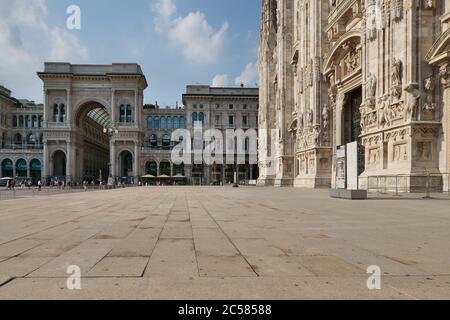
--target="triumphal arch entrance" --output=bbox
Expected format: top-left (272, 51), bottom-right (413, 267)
top-left (38, 63), bottom-right (147, 184)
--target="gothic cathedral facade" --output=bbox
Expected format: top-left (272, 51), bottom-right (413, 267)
top-left (258, 0), bottom-right (450, 191)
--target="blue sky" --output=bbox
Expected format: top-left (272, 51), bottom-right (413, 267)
top-left (0, 0), bottom-right (260, 106)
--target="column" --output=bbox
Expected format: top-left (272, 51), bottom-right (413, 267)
top-left (43, 142), bottom-right (48, 178)
top-left (43, 89), bottom-right (48, 124)
top-left (66, 89), bottom-right (71, 124)
top-left (170, 163), bottom-right (174, 177)
top-left (440, 64), bottom-right (450, 190)
top-left (66, 141), bottom-right (72, 182)
top-left (335, 92), bottom-right (346, 146)
top-left (111, 89), bottom-right (116, 126)
top-left (134, 141), bottom-right (139, 182)
top-left (26, 161), bottom-right (30, 179)
top-left (110, 141), bottom-right (116, 177)
top-left (134, 90), bottom-right (139, 128)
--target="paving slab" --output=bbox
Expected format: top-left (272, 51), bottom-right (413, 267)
top-left (87, 257), bottom-right (149, 277)
top-left (144, 239), bottom-right (198, 277)
top-left (0, 187), bottom-right (449, 299)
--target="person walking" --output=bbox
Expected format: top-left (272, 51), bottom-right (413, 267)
top-left (38, 180), bottom-right (42, 191)
top-left (83, 180), bottom-right (88, 192)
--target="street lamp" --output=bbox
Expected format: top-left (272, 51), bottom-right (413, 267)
top-left (103, 127), bottom-right (119, 136)
top-left (103, 126), bottom-right (119, 186)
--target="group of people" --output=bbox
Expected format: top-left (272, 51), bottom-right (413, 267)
top-left (5, 179), bottom-right (42, 191)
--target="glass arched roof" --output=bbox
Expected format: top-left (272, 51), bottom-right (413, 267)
top-left (87, 107), bottom-right (111, 128)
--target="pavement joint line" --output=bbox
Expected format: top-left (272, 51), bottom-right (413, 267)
top-left (86, 193), bottom-right (174, 275)
top-left (0, 277), bottom-right (15, 288)
top-left (192, 192), bottom-right (260, 277)
top-left (140, 192), bottom-right (177, 277)
top-left (187, 191), bottom-right (203, 278)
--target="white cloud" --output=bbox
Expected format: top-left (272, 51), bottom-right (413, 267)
top-left (212, 74), bottom-right (229, 87)
top-left (151, 0), bottom-right (177, 32)
top-left (49, 27), bottom-right (88, 61)
top-left (152, 1), bottom-right (228, 64)
top-left (0, 0), bottom-right (88, 102)
top-left (235, 62), bottom-right (259, 87)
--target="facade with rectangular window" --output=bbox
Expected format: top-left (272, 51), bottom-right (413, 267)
top-left (182, 85), bottom-right (259, 185)
top-left (0, 86), bottom-right (44, 183)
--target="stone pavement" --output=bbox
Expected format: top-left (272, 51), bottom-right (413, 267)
top-left (0, 186), bottom-right (449, 300)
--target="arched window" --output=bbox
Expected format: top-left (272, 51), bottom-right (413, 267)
top-left (154, 116), bottom-right (160, 129)
top-left (149, 134), bottom-right (158, 148)
top-left (159, 161), bottom-right (171, 176)
top-left (39, 134), bottom-right (43, 145)
top-left (1, 159), bottom-right (14, 177)
top-left (38, 116), bottom-right (43, 128)
top-left (160, 117), bottom-right (167, 129)
top-left (146, 161), bottom-right (157, 176)
top-left (173, 163), bottom-right (185, 176)
top-left (53, 104), bottom-right (59, 122)
top-left (26, 115), bottom-right (31, 128)
top-left (32, 115), bottom-right (38, 128)
top-left (199, 112), bottom-right (205, 126)
top-left (59, 105), bottom-right (65, 123)
top-left (192, 112), bottom-right (198, 125)
top-left (126, 105), bottom-right (133, 123)
top-left (167, 117), bottom-right (173, 129)
top-left (120, 105), bottom-right (126, 123)
top-left (27, 133), bottom-right (36, 144)
top-left (12, 115), bottom-right (17, 127)
top-left (162, 134), bottom-right (171, 148)
top-left (147, 117), bottom-right (154, 129)
top-left (173, 116), bottom-right (179, 129)
top-left (14, 133), bottom-right (22, 145)
top-left (19, 115), bottom-right (24, 127)
top-left (16, 159), bottom-right (27, 178)
top-left (180, 117), bottom-right (186, 128)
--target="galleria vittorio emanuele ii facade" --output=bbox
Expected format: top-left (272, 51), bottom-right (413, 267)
top-left (0, 63), bottom-right (258, 186)
top-left (258, 0), bottom-right (450, 191)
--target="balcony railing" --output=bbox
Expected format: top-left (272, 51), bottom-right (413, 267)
top-left (1, 144), bottom-right (44, 150)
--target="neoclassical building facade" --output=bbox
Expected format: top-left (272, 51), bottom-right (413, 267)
top-left (1, 65), bottom-right (259, 185)
top-left (259, 0), bottom-right (450, 191)
top-left (0, 86), bottom-right (44, 183)
top-left (38, 63), bottom-right (147, 184)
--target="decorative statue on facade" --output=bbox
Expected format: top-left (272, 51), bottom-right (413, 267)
top-left (378, 95), bottom-right (393, 128)
top-left (343, 41), bottom-right (360, 74)
top-left (306, 108), bottom-right (314, 127)
top-left (366, 3), bottom-right (379, 41)
top-left (322, 104), bottom-right (330, 130)
top-left (298, 112), bottom-right (304, 132)
top-left (328, 87), bottom-right (336, 110)
top-left (360, 105), bottom-right (367, 131)
top-left (404, 84), bottom-right (421, 121)
top-left (439, 64), bottom-right (450, 87)
top-left (366, 73), bottom-right (377, 108)
top-left (423, 75), bottom-right (436, 116)
top-left (378, 96), bottom-right (386, 128)
top-left (423, 0), bottom-right (435, 9)
top-left (391, 58), bottom-right (403, 99)
top-left (314, 126), bottom-right (321, 146)
top-left (392, 0), bottom-right (404, 21)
